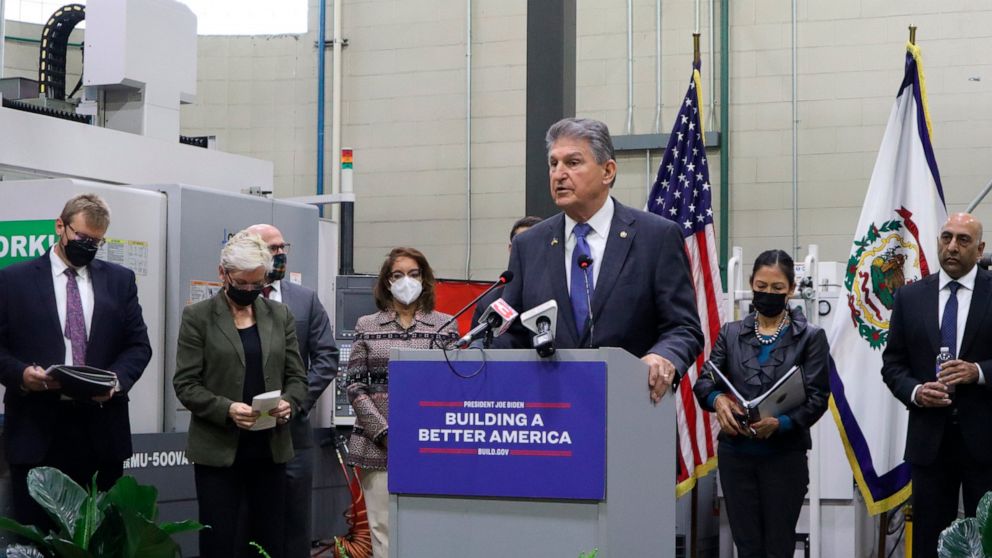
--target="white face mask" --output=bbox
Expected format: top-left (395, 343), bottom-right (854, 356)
top-left (390, 275), bottom-right (423, 306)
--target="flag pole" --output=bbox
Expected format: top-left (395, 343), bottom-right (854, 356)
top-left (879, 27), bottom-right (913, 558)
top-left (691, 486), bottom-right (699, 558)
top-left (689, 33), bottom-right (702, 558)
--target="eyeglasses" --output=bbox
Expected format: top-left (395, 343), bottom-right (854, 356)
top-left (390, 269), bottom-right (422, 282)
top-left (268, 243), bottom-right (291, 254)
top-left (225, 272), bottom-right (266, 291)
top-left (66, 223), bottom-right (106, 248)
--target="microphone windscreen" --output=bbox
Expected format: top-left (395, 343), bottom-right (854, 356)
top-left (499, 270), bottom-right (514, 284)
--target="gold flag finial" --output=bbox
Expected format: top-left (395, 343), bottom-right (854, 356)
top-left (909, 25), bottom-right (917, 45)
top-left (693, 33), bottom-right (701, 65)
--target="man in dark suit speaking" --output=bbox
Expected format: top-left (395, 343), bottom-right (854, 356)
top-left (0, 193), bottom-right (152, 526)
top-left (882, 212), bottom-right (992, 558)
top-left (501, 118), bottom-right (703, 402)
top-left (247, 223), bottom-right (340, 558)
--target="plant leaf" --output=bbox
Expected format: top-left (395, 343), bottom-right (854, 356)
top-left (26, 467), bottom-right (89, 540)
top-left (106, 476), bottom-right (159, 522)
top-left (978, 490), bottom-right (992, 557)
top-left (939, 518), bottom-right (985, 558)
top-left (47, 537), bottom-right (95, 558)
top-left (115, 509), bottom-right (181, 558)
top-left (0, 517), bottom-right (49, 547)
top-left (249, 541), bottom-right (272, 558)
top-left (4, 544), bottom-right (47, 558)
top-left (89, 513), bottom-right (125, 558)
top-left (159, 520), bottom-right (205, 535)
top-left (73, 475), bottom-right (105, 549)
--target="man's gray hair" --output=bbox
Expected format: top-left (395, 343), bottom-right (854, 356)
top-left (545, 117), bottom-right (616, 164)
top-left (220, 231), bottom-right (273, 273)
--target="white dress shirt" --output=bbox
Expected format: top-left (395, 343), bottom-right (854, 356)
top-left (564, 196), bottom-right (614, 290)
top-left (912, 265), bottom-right (985, 405)
top-left (267, 279), bottom-right (283, 302)
top-left (50, 249), bottom-right (94, 366)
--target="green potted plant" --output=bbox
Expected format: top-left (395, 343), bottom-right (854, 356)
top-left (938, 491), bottom-right (992, 557)
top-left (0, 467), bottom-right (204, 558)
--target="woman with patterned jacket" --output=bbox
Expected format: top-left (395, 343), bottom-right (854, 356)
top-left (342, 246), bottom-right (458, 558)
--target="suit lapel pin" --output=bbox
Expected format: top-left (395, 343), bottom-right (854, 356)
top-left (551, 237), bottom-right (559, 246)
top-left (619, 230), bottom-right (628, 239)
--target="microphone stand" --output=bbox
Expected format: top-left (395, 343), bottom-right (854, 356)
top-left (579, 256), bottom-right (595, 349)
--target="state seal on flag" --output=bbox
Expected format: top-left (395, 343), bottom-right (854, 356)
top-left (844, 208), bottom-right (929, 350)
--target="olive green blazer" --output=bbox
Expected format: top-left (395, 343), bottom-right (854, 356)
top-left (173, 292), bottom-right (308, 467)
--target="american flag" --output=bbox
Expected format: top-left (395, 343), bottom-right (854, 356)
top-left (647, 60), bottom-right (725, 497)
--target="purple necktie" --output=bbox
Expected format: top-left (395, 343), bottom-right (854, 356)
top-left (65, 268), bottom-right (87, 366)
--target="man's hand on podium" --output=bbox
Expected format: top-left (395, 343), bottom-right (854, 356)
top-left (643, 353), bottom-right (676, 404)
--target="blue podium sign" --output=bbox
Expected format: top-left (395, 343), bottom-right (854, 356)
top-left (388, 359), bottom-right (607, 500)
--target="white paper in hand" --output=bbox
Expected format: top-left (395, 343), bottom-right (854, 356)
top-left (250, 390), bottom-right (282, 431)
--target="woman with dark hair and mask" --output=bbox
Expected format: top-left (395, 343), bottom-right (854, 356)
top-left (693, 249), bottom-right (830, 558)
top-left (173, 230), bottom-right (308, 558)
top-left (341, 247), bottom-right (458, 558)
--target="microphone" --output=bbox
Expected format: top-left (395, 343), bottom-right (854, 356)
top-left (521, 300), bottom-right (558, 357)
top-left (577, 255), bottom-right (595, 348)
top-left (455, 298), bottom-right (519, 348)
top-left (435, 271), bottom-right (514, 335)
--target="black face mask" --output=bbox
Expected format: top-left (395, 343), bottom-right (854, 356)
top-left (63, 237), bottom-right (99, 267)
top-left (226, 283), bottom-right (262, 307)
top-left (752, 291), bottom-right (788, 317)
top-left (268, 254), bottom-right (287, 282)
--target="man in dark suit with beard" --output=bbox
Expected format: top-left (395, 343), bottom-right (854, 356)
top-left (882, 212), bottom-right (992, 558)
top-left (0, 193), bottom-right (152, 527)
top-left (500, 117), bottom-right (702, 402)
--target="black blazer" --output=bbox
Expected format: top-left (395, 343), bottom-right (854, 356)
top-left (500, 199), bottom-right (703, 375)
top-left (0, 252), bottom-right (152, 465)
top-left (881, 269), bottom-right (992, 466)
top-left (694, 307), bottom-right (830, 451)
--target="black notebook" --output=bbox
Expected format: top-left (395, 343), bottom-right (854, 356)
top-left (703, 361), bottom-right (806, 423)
top-left (45, 365), bottom-right (118, 399)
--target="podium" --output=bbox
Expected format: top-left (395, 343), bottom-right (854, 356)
top-left (388, 348), bottom-right (675, 558)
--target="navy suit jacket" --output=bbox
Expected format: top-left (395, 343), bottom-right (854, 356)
top-left (500, 199), bottom-right (703, 376)
top-left (0, 252), bottom-right (152, 465)
top-left (279, 280), bottom-right (339, 448)
top-left (881, 268), bottom-right (992, 466)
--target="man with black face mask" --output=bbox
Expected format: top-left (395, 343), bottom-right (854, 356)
top-left (0, 193), bottom-right (152, 529)
top-left (246, 223), bottom-right (339, 558)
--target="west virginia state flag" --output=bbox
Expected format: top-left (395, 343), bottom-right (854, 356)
top-left (827, 41), bottom-right (947, 514)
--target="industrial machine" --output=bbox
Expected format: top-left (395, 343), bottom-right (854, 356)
top-left (330, 275), bottom-right (378, 426)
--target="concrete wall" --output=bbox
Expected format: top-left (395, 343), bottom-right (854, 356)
top-left (5, 0), bottom-right (992, 278)
top-left (723, 0), bottom-right (992, 263)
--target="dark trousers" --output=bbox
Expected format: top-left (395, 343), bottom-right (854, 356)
top-left (10, 403), bottom-right (124, 531)
top-left (194, 460), bottom-right (287, 558)
top-left (719, 448), bottom-right (808, 558)
top-left (911, 422), bottom-right (992, 558)
top-left (283, 445), bottom-right (314, 558)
